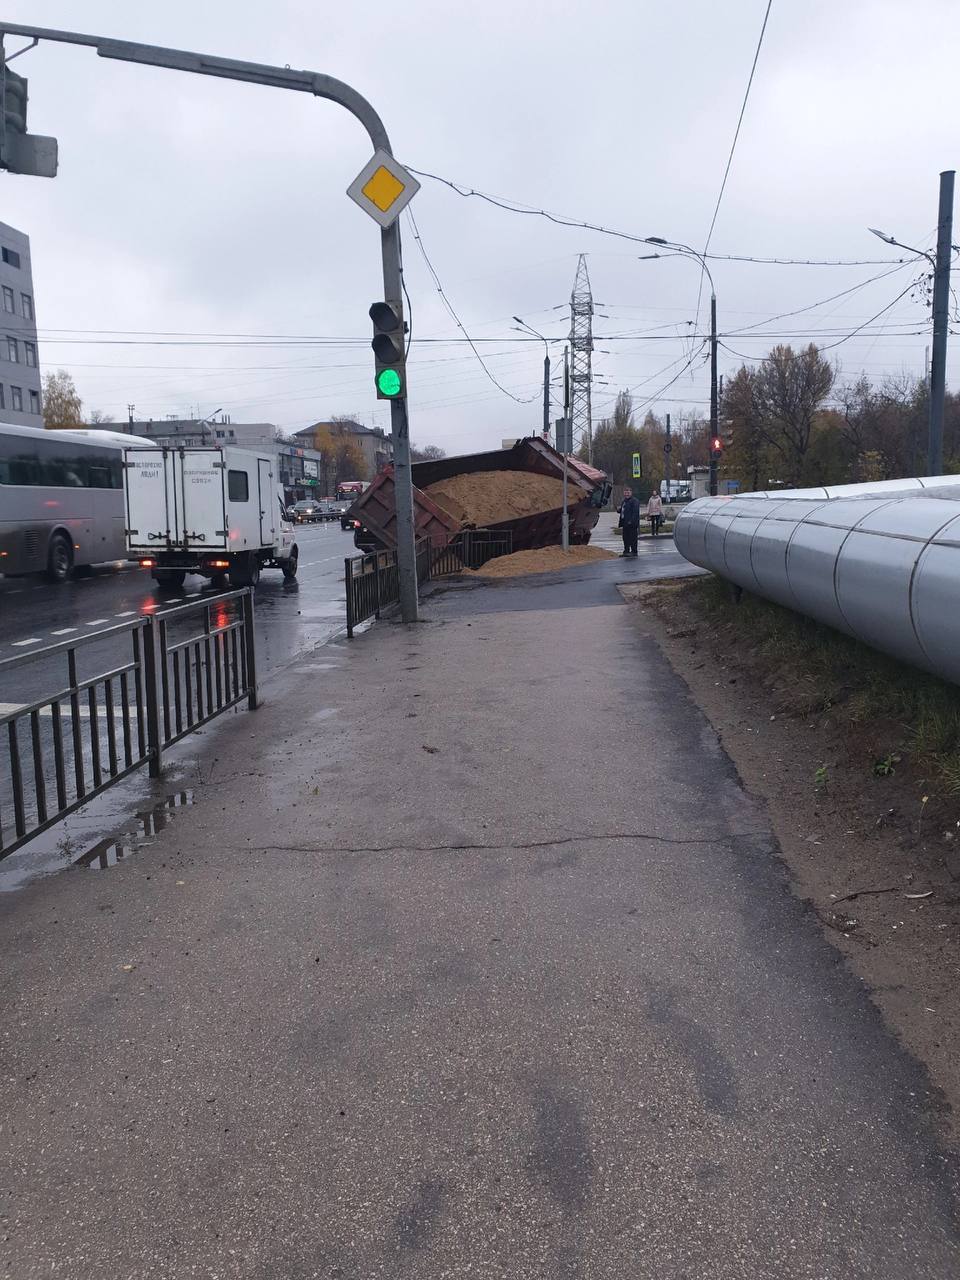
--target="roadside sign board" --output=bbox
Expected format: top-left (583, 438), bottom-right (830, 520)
top-left (347, 150), bottom-right (421, 228)
top-left (632, 452), bottom-right (642, 478)
top-left (554, 418), bottom-right (573, 453)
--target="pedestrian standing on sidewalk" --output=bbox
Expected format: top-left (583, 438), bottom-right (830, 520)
top-left (619, 486), bottom-right (640, 557)
top-left (646, 491), bottom-right (664, 537)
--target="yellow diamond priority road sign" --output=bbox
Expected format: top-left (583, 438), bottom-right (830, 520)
top-left (347, 150), bottom-right (420, 228)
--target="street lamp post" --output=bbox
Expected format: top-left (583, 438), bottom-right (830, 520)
top-left (643, 238), bottom-right (720, 496)
top-left (0, 19), bottom-right (420, 620)
top-left (512, 317), bottom-right (551, 439)
top-left (869, 169), bottom-right (955, 477)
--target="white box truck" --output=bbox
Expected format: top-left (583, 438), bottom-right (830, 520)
top-left (123, 445), bottom-right (298, 589)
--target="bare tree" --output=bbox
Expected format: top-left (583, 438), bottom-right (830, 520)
top-left (89, 408), bottom-right (114, 424)
top-left (410, 443), bottom-right (446, 462)
top-left (753, 344), bottom-right (836, 484)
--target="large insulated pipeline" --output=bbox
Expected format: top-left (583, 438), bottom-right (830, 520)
top-left (673, 477), bottom-right (960, 684)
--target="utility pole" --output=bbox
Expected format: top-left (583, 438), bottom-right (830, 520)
top-left (562, 345), bottom-right (570, 551)
top-left (664, 412), bottom-right (672, 501)
top-left (569, 255), bottom-right (594, 466)
top-left (929, 169), bottom-right (955, 477)
top-left (709, 293), bottom-right (719, 497)
top-left (513, 317), bottom-right (550, 439)
top-left (0, 18), bottom-right (420, 620)
top-left (869, 169), bottom-right (955, 480)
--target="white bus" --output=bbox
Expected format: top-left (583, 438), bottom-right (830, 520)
top-left (0, 423), bottom-right (155, 582)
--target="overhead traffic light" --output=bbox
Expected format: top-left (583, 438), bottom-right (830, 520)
top-left (710, 434), bottom-right (723, 456)
top-left (369, 300), bottom-right (406, 399)
top-left (0, 63), bottom-right (58, 178)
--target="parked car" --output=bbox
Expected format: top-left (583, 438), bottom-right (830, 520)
top-left (292, 499), bottom-right (323, 523)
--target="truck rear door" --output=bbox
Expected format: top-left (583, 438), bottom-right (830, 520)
top-left (257, 457), bottom-right (276, 546)
top-left (124, 447), bottom-right (178, 551)
top-left (180, 449), bottom-right (228, 550)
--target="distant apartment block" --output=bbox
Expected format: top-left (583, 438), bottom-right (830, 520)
top-left (0, 221), bottom-right (42, 427)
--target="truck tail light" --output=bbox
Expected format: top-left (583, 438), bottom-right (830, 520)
top-left (209, 559), bottom-right (230, 569)
top-left (139, 558), bottom-right (156, 568)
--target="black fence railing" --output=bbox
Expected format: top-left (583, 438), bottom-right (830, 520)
top-left (0, 590), bottom-right (257, 860)
top-left (345, 529), bottom-right (513, 637)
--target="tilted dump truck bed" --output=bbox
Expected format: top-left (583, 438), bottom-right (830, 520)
top-left (350, 437), bottom-right (610, 552)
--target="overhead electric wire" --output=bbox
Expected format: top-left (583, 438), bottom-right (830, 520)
top-left (404, 166), bottom-right (908, 269)
top-left (701, 0), bottom-right (774, 263)
top-left (718, 277), bottom-right (924, 360)
top-left (404, 208), bottom-right (539, 404)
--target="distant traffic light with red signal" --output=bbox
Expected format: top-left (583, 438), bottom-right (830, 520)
top-left (710, 435), bottom-right (723, 455)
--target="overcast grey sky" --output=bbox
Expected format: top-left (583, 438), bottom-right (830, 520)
top-left (2, 0), bottom-right (958, 452)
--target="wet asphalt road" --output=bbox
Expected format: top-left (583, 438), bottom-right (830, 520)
top-left (1, 554), bottom-right (957, 1277)
top-left (0, 519), bottom-right (356, 690)
top-left (0, 521), bottom-right (356, 890)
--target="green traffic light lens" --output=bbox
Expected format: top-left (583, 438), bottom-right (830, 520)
top-left (376, 368), bottom-right (403, 398)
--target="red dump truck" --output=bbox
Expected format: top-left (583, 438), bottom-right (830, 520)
top-left (349, 437), bottom-right (611, 554)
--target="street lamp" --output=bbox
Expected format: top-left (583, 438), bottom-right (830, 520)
top-left (868, 189), bottom-right (956, 476)
top-left (198, 407), bottom-right (223, 444)
top-left (512, 317), bottom-right (551, 439)
top-left (642, 237), bottom-right (720, 496)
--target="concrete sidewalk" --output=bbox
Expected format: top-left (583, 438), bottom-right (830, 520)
top-left (2, 558), bottom-right (959, 1278)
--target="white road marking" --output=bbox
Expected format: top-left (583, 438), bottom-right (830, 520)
top-left (0, 701), bottom-right (139, 721)
top-left (185, 591), bottom-right (201, 597)
top-left (11, 638), bottom-right (42, 646)
top-left (114, 611), bottom-right (136, 618)
top-left (86, 619), bottom-right (110, 626)
top-left (51, 628), bottom-right (78, 636)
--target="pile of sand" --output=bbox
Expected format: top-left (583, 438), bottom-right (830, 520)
top-left (471, 545), bottom-right (616, 578)
top-left (423, 470), bottom-right (587, 527)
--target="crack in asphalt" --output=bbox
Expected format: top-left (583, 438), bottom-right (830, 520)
top-left (253, 830), bottom-right (771, 855)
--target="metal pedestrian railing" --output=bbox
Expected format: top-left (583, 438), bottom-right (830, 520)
top-left (345, 529), bottom-right (513, 637)
top-left (0, 590), bottom-right (257, 860)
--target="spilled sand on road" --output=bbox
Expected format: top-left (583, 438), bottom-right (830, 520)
top-left (470, 545), bottom-right (616, 578)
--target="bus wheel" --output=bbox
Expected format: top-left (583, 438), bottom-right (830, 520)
top-left (152, 570), bottom-right (186, 590)
top-left (46, 533), bottom-right (74, 583)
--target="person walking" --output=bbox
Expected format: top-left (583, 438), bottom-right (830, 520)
top-left (646, 490), bottom-right (664, 537)
top-left (619, 486), bottom-right (640, 557)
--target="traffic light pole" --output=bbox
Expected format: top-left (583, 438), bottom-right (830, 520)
top-left (0, 19), bottom-right (421, 620)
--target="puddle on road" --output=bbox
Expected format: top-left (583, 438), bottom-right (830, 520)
top-left (72, 790), bottom-right (195, 870)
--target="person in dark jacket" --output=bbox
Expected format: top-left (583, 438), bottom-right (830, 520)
top-left (619, 487), bottom-right (641, 556)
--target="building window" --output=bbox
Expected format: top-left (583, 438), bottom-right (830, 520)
top-left (11, 386), bottom-right (22, 411)
top-left (21, 293), bottom-right (32, 321)
top-left (7, 337), bottom-right (18, 363)
top-left (2, 286), bottom-right (13, 314)
top-left (227, 469), bottom-right (249, 502)
top-left (215, 430), bottom-right (225, 439)
top-left (24, 341), bottom-right (36, 368)
top-left (1, 247), bottom-right (21, 269)
top-left (29, 389), bottom-right (40, 415)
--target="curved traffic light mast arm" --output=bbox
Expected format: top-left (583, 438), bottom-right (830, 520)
top-left (0, 19), bottom-right (420, 623)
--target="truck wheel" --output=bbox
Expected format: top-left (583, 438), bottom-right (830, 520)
top-left (282, 549), bottom-right (299, 581)
top-left (46, 533), bottom-right (74, 583)
top-left (152, 570), bottom-right (186, 590)
top-left (209, 572), bottom-right (228, 590)
top-left (229, 554), bottom-right (260, 588)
